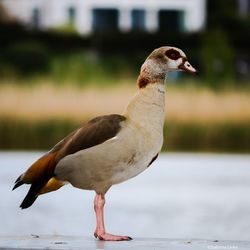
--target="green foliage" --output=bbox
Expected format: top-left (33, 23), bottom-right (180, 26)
top-left (50, 22), bottom-right (78, 35)
top-left (207, 0), bottom-right (250, 31)
top-left (200, 29), bottom-right (235, 88)
top-left (0, 119), bottom-right (75, 150)
top-left (2, 40), bottom-right (50, 75)
top-left (1, 119), bottom-right (250, 153)
top-left (0, 18), bottom-right (249, 87)
top-left (207, 0), bottom-right (239, 29)
top-left (50, 52), bottom-right (136, 86)
top-left (163, 122), bottom-right (250, 153)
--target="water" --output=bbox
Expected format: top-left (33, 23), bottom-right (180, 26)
top-left (0, 152), bottom-right (250, 240)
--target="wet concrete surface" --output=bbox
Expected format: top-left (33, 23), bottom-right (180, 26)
top-left (0, 235), bottom-right (250, 250)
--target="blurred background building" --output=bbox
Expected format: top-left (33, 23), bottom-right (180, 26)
top-left (2, 0), bottom-right (206, 34)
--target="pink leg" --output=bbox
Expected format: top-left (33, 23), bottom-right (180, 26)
top-left (93, 194), bottom-right (132, 241)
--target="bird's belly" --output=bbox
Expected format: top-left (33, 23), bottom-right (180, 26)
top-left (55, 127), bottom-right (162, 193)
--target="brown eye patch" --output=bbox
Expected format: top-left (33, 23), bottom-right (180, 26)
top-left (165, 49), bottom-right (181, 60)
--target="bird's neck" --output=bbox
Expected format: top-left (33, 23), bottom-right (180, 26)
top-left (137, 58), bottom-right (168, 88)
top-left (123, 82), bottom-right (165, 133)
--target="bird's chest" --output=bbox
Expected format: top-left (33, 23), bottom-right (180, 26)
top-left (110, 120), bottom-right (163, 185)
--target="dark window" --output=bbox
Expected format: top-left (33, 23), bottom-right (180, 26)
top-left (131, 9), bottom-right (146, 31)
top-left (158, 10), bottom-right (185, 32)
top-left (68, 7), bottom-right (76, 24)
top-left (31, 8), bottom-right (40, 28)
top-left (92, 8), bottom-right (119, 32)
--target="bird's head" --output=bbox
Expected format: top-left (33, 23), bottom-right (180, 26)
top-left (138, 46), bottom-right (197, 88)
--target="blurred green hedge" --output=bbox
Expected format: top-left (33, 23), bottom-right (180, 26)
top-left (0, 22), bottom-right (249, 87)
top-left (1, 119), bottom-right (250, 153)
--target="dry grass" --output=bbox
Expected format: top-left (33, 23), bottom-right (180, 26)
top-left (167, 87), bottom-right (250, 123)
top-left (0, 82), bottom-right (250, 123)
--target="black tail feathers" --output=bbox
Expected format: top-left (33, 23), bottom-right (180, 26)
top-left (12, 175), bottom-right (43, 209)
top-left (12, 180), bottom-right (24, 190)
top-left (20, 191), bottom-right (38, 209)
top-left (19, 183), bottom-right (41, 209)
top-left (12, 175), bottom-right (24, 191)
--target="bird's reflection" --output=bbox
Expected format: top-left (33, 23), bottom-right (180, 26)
top-left (95, 239), bottom-right (105, 249)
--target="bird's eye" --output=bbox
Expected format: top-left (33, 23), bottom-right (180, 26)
top-left (165, 49), bottom-right (181, 60)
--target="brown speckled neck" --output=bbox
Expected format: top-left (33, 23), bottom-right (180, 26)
top-left (137, 74), bottom-right (165, 88)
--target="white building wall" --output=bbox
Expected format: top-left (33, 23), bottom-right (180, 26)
top-left (1, 0), bottom-right (206, 34)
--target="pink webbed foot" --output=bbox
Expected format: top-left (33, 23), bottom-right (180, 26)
top-left (94, 231), bottom-right (132, 241)
top-left (93, 194), bottom-right (132, 241)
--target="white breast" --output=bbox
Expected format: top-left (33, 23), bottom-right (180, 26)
top-left (110, 82), bottom-right (166, 182)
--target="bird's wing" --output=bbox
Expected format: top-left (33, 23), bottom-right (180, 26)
top-left (13, 114), bottom-right (126, 208)
top-left (54, 114), bottom-right (126, 161)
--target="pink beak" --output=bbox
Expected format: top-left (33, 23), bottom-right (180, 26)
top-left (179, 60), bottom-right (197, 75)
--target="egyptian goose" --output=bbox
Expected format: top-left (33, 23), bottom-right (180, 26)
top-left (13, 46), bottom-right (197, 241)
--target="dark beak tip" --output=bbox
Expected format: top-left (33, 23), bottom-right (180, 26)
top-left (178, 63), bottom-right (198, 76)
top-left (193, 70), bottom-right (198, 76)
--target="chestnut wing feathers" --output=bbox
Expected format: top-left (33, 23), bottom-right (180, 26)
top-left (55, 114), bottom-right (126, 160)
top-left (13, 114), bottom-right (126, 209)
